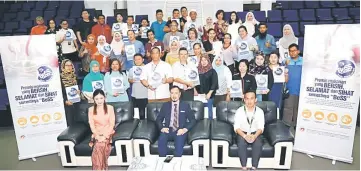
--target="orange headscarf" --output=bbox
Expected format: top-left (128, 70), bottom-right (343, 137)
top-left (83, 34), bottom-right (98, 56)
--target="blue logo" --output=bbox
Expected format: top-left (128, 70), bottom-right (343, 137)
top-left (104, 45), bottom-right (111, 52)
top-left (190, 24), bottom-right (195, 28)
top-left (181, 41), bottom-right (189, 48)
top-left (240, 42), bottom-right (247, 50)
top-left (188, 70), bottom-right (198, 80)
top-left (37, 66), bottom-right (53, 82)
top-left (231, 82), bottom-right (241, 91)
top-left (93, 82), bottom-right (103, 90)
top-left (114, 24), bottom-right (121, 30)
top-left (336, 60), bottom-right (355, 78)
top-left (134, 67), bottom-right (142, 76)
top-left (65, 31), bottom-right (71, 38)
top-left (275, 68), bottom-right (283, 75)
top-left (113, 78), bottom-right (123, 87)
top-left (67, 87), bottom-right (78, 97)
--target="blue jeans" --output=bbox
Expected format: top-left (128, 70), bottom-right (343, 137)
top-left (207, 98), bottom-right (214, 119)
top-left (256, 94), bottom-right (262, 102)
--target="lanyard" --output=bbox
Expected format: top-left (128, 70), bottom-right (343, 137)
top-left (244, 106), bottom-right (256, 130)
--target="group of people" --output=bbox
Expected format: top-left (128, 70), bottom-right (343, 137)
top-left (30, 6), bottom-right (304, 171)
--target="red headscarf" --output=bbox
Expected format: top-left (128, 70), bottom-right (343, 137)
top-left (83, 34), bottom-right (98, 55)
top-left (197, 55), bottom-right (213, 74)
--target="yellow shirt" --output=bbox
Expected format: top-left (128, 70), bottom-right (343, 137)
top-left (165, 54), bottom-right (180, 66)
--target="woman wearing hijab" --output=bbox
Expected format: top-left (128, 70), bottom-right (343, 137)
top-left (104, 58), bottom-right (130, 102)
top-left (232, 59), bottom-right (257, 101)
top-left (195, 55), bottom-right (218, 119)
top-left (165, 40), bottom-right (180, 66)
top-left (212, 56), bottom-right (232, 107)
top-left (79, 34), bottom-right (99, 75)
top-left (268, 51), bottom-right (288, 112)
top-left (227, 11), bottom-right (242, 45)
top-left (248, 52), bottom-right (274, 101)
top-left (278, 24), bottom-right (298, 64)
top-left (60, 59), bottom-right (80, 126)
top-left (82, 61), bottom-right (105, 103)
top-left (202, 17), bottom-right (215, 41)
top-left (110, 32), bottom-right (125, 70)
top-left (96, 35), bottom-right (111, 73)
top-left (243, 12), bottom-right (260, 37)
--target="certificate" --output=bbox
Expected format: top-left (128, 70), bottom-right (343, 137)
top-left (185, 68), bottom-right (200, 86)
top-left (255, 74), bottom-right (268, 94)
top-left (213, 41), bottom-right (222, 56)
top-left (92, 80), bottom-right (104, 92)
top-left (171, 18), bottom-right (181, 30)
top-left (132, 24), bottom-right (139, 33)
top-left (169, 36), bottom-right (180, 47)
top-left (112, 23), bottom-right (123, 32)
top-left (125, 44), bottom-right (136, 60)
top-left (180, 40), bottom-right (190, 50)
top-left (132, 66), bottom-right (143, 82)
top-left (111, 77), bottom-right (124, 93)
top-left (194, 94), bottom-right (207, 103)
top-left (273, 66), bottom-right (285, 83)
top-left (187, 56), bottom-right (198, 66)
top-left (149, 71), bottom-right (163, 88)
top-left (64, 30), bottom-right (73, 41)
top-left (100, 44), bottom-right (112, 57)
top-left (230, 80), bottom-right (243, 98)
top-left (65, 85), bottom-right (80, 103)
top-left (236, 41), bottom-right (251, 61)
top-left (140, 26), bottom-right (150, 38)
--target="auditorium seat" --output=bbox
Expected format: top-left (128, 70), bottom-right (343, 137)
top-left (58, 1), bottom-right (72, 10)
top-left (289, 1), bottom-right (305, 9)
top-left (46, 1), bottom-right (60, 11)
top-left (349, 8), bottom-right (360, 20)
top-left (106, 16), bottom-right (116, 26)
top-left (298, 37), bottom-right (304, 53)
top-left (0, 22), bottom-right (4, 30)
top-left (304, 1), bottom-right (320, 9)
top-left (336, 1), bottom-right (354, 8)
top-left (30, 10), bottom-right (44, 20)
top-left (316, 9), bottom-right (334, 21)
top-left (44, 10), bottom-right (57, 22)
top-left (86, 8), bottom-right (96, 18)
top-left (69, 9), bottom-right (82, 19)
top-left (320, 1), bottom-right (337, 8)
top-left (267, 23), bottom-right (282, 38)
top-left (22, 1), bottom-right (35, 11)
top-left (67, 18), bottom-right (76, 28)
top-left (135, 15), bottom-right (148, 24)
top-left (279, 1), bottom-right (290, 9)
top-left (57, 10), bottom-right (70, 18)
top-left (34, 1), bottom-right (48, 11)
top-left (287, 22), bottom-right (300, 37)
top-left (253, 11), bottom-right (266, 22)
top-left (267, 10), bottom-right (282, 22)
top-left (338, 20), bottom-right (354, 24)
top-left (224, 12), bottom-right (231, 21)
top-left (237, 11), bottom-right (247, 21)
top-left (3, 12), bottom-right (17, 22)
top-left (15, 20), bottom-right (33, 33)
top-left (332, 8), bottom-right (351, 20)
top-left (300, 9), bottom-right (316, 21)
top-left (71, 1), bottom-right (85, 11)
top-left (354, 1), bottom-right (360, 7)
top-left (8, 2), bottom-right (23, 12)
top-left (16, 11), bottom-right (30, 21)
top-left (317, 20), bottom-right (335, 24)
top-left (2, 21), bottom-right (18, 34)
top-left (300, 21), bottom-right (316, 35)
top-left (283, 10), bottom-right (299, 22)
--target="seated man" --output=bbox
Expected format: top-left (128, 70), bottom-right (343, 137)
top-left (234, 90), bottom-right (265, 170)
top-left (156, 86), bottom-right (196, 157)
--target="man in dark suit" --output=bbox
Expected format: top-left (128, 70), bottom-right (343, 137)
top-left (156, 86), bottom-right (196, 157)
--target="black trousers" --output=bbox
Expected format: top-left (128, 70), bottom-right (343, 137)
top-left (236, 132), bottom-right (262, 168)
top-left (132, 97), bottom-right (148, 119)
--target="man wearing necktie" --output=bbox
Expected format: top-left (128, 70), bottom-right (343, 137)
top-left (156, 86), bottom-right (196, 157)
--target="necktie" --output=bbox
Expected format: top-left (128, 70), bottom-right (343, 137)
top-left (172, 103), bottom-right (178, 131)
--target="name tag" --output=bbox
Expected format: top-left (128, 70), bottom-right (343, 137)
top-left (180, 111), bottom-right (185, 113)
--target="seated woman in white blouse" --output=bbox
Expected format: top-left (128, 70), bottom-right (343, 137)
top-left (233, 90), bottom-right (265, 171)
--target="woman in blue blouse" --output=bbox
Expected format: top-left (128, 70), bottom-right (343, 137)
top-left (82, 61), bottom-right (105, 103)
top-left (104, 58), bottom-right (130, 102)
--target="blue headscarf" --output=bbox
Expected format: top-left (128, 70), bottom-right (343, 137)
top-left (212, 56), bottom-right (226, 82)
top-left (82, 60), bottom-right (104, 92)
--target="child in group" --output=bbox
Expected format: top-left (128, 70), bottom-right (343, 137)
top-left (165, 40), bottom-right (180, 66)
top-left (128, 53), bottom-right (148, 119)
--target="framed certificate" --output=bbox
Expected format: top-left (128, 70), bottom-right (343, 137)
top-left (65, 30), bottom-right (73, 41)
top-left (92, 80), bottom-right (104, 92)
top-left (140, 26), bottom-right (150, 38)
top-left (180, 40), bottom-right (190, 50)
top-left (255, 74), bottom-right (268, 94)
top-left (100, 44), bottom-right (112, 57)
top-left (237, 41), bottom-right (251, 61)
top-left (230, 80), bottom-right (243, 98)
top-left (185, 68), bottom-right (200, 85)
top-left (125, 44), bottom-right (136, 60)
top-left (273, 66), bottom-right (285, 83)
top-left (149, 71), bottom-right (163, 88)
top-left (213, 41), bottom-right (222, 56)
top-left (132, 66), bottom-right (143, 82)
top-left (111, 77), bottom-right (125, 93)
top-left (132, 24), bottom-right (139, 33)
top-left (112, 23), bottom-right (123, 32)
top-left (65, 85), bottom-right (80, 103)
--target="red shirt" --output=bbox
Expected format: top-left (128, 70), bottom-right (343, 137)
top-left (30, 25), bottom-right (47, 35)
top-left (91, 23), bottom-right (112, 44)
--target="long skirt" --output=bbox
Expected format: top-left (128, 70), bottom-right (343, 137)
top-left (90, 133), bottom-right (114, 170)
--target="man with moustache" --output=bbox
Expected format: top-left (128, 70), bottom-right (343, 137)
top-left (255, 23), bottom-right (276, 59)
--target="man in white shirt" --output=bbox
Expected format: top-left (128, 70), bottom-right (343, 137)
top-left (172, 47), bottom-right (198, 101)
top-left (141, 47), bottom-right (173, 102)
top-left (56, 19), bottom-right (79, 61)
top-left (233, 90), bottom-right (265, 170)
top-left (183, 9), bottom-right (203, 39)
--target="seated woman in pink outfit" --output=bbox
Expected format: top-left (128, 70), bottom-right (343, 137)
top-left (88, 89), bottom-right (115, 170)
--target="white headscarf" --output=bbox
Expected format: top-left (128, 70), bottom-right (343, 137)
top-left (111, 32), bottom-right (124, 55)
top-left (97, 35), bottom-right (109, 50)
top-left (279, 24), bottom-right (298, 49)
top-left (243, 12), bottom-right (259, 36)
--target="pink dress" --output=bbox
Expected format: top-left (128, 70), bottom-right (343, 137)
top-left (88, 106), bottom-right (115, 170)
